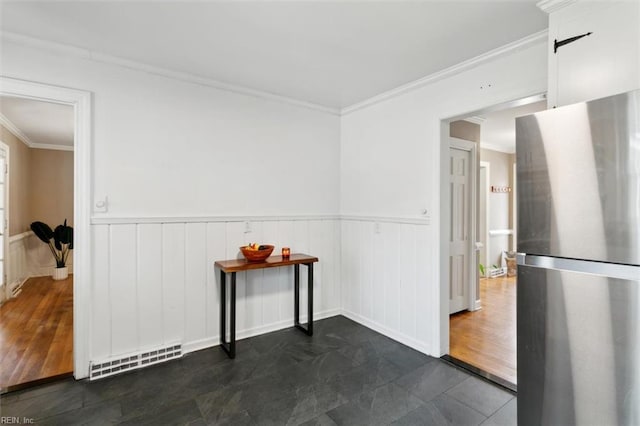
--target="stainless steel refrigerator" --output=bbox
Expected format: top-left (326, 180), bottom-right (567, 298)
top-left (516, 89), bottom-right (640, 426)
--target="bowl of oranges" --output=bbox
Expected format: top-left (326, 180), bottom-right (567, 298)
top-left (240, 243), bottom-right (274, 262)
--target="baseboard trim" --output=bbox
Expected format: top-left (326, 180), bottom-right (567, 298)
top-left (182, 308), bottom-right (341, 354)
top-left (341, 309), bottom-right (433, 357)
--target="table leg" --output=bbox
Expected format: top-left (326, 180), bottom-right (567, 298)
top-left (307, 262), bottom-right (313, 336)
top-left (294, 264), bottom-right (300, 327)
top-left (294, 263), bottom-right (313, 336)
top-left (220, 271), bottom-right (236, 358)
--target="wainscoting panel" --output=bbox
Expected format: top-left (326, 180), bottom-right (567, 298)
top-left (8, 232), bottom-right (30, 292)
top-left (205, 223), bottom-right (225, 339)
top-left (162, 223), bottom-right (186, 346)
top-left (109, 224), bottom-right (138, 356)
top-left (341, 219), bottom-right (435, 356)
top-left (89, 218), bottom-right (341, 363)
top-left (184, 223), bottom-right (207, 345)
top-left (7, 232), bottom-right (74, 291)
top-left (136, 224), bottom-right (163, 350)
top-left (92, 225), bottom-right (111, 360)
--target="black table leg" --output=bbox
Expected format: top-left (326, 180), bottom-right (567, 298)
top-left (294, 263), bottom-right (314, 336)
top-left (220, 271), bottom-right (236, 358)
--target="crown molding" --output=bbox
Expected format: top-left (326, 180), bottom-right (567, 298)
top-left (3, 29), bottom-right (548, 118)
top-left (537, 0), bottom-right (577, 14)
top-left (464, 116), bottom-right (486, 125)
top-left (342, 29), bottom-right (548, 115)
top-left (0, 112), bottom-right (34, 147)
top-left (1, 31), bottom-right (341, 116)
top-left (480, 141), bottom-right (515, 154)
top-left (0, 112), bottom-right (74, 151)
top-left (31, 142), bottom-right (74, 152)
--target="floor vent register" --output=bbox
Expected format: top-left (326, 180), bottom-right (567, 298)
top-left (89, 343), bottom-right (182, 380)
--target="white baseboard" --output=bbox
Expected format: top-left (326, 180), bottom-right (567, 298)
top-left (341, 309), bottom-right (434, 357)
top-left (182, 308), bottom-right (341, 354)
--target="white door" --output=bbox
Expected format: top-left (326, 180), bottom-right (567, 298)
top-left (449, 147), bottom-right (471, 314)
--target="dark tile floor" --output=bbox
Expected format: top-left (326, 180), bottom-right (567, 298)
top-left (0, 316), bottom-right (517, 425)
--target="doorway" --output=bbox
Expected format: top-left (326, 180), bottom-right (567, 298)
top-left (0, 96), bottom-right (76, 391)
top-left (0, 77), bottom-right (92, 389)
top-left (442, 94), bottom-right (547, 389)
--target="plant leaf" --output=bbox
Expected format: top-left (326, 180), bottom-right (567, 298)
top-left (30, 221), bottom-right (54, 243)
top-left (54, 222), bottom-right (73, 246)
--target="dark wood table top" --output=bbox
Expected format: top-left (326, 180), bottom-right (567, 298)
top-left (215, 253), bottom-right (318, 273)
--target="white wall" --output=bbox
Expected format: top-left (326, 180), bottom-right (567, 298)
top-left (340, 41), bottom-right (547, 356)
top-left (480, 148), bottom-right (515, 266)
top-left (0, 41), bottom-right (341, 218)
top-left (1, 39), bottom-right (342, 363)
top-left (1, 33), bottom-right (547, 368)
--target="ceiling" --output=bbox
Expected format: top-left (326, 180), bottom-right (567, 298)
top-left (0, 1), bottom-right (547, 109)
top-left (476, 100), bottom-right (547, 153)
top-left (0, 96), bottom-right (74, 149)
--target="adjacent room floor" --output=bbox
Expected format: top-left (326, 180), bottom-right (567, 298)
top-left (0, 275), bottom-right (74, 392)
top-left (0, 316), bottom-right (516, 425)
top-left (449, 275), bottom-right (517, 385)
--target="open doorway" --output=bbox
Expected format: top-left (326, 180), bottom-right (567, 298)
top-left (444, 96), bottom-right (546, 389)
top-left (0, 95), bottom-right (75, 392)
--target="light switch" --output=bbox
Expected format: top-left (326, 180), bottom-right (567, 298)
top-left (95, 196), bottom-right (108, 213)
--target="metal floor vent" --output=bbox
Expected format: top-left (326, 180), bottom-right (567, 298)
top-left (89, 343), bottom-right (182, 380)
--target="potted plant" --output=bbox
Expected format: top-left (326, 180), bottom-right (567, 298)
top-left (30, 219), bottom-right (74, 280)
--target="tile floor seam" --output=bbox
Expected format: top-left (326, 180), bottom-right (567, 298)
top-left (441, 391), bottom-right (491, 420)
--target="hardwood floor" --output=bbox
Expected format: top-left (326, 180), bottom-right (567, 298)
top-left (0, 275), bottom-right (73, 392)
top-left (449, 275), bottom-right (517, 384)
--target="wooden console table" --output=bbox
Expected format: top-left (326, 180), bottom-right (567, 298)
top-left (214, 254), bottom-right (318, 359)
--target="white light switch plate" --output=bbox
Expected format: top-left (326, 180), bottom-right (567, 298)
top-left (95, 196), bottom-right (108, 213)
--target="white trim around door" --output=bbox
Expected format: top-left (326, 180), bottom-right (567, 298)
top-left (0, 77), bottom-right (92, 379)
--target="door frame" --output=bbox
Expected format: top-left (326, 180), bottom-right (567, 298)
top-left (480, 161), bottom-right (491, 280)
top-left (0, 141), bottom-right (8, 303)
top-left (0, 77), bottom-right (92, 379)
top-left (439, 92), bottom-right (546, 355)
top-left (448, 137), bottom-right (478, 314)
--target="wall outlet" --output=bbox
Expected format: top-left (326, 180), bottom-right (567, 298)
top-left (244, 221), bottom-right (252, 233)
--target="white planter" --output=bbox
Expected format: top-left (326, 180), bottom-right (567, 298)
top-left (52, 266), bottom-right (69, 281)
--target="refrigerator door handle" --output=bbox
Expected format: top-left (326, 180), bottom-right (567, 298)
top-left (516, 254), bottom-right (639, 281)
